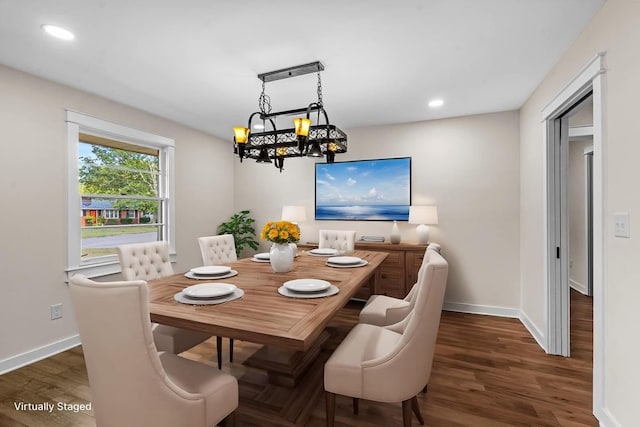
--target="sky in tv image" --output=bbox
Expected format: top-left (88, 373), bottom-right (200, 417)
top-left (315, 158), bottom-right (410, 220)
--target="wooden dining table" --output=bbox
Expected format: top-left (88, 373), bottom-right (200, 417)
top-left (147, 249), bottom-right (388, 352)
top-left (148, 249), bottom-right (387, 426)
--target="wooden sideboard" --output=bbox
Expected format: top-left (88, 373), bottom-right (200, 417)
top-left (298, 241), bottom-right (428, 299)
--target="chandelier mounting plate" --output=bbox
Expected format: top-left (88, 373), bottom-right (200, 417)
top-left (258, 61), bottom-right (325, 83)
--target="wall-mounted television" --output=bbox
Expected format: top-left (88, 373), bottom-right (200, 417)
top-left (315, 157), bottom-right (411, 221)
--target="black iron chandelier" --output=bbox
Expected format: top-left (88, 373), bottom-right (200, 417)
top-left (232, 61), bottom-right (347, 172)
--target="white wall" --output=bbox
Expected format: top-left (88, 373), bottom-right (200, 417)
top-left (568, 138), bottom-right (592, 294)
top-left (234, 111), bottom-right (521, 312)
top-left (0, 65), bottom-right (234, 367)
top-left (519, 0), bottom-right (640, 424)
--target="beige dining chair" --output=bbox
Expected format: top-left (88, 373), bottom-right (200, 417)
top-left (199, 234), bottom-right (238, 265)
top-left (358, 246), bottom-right (434, 326)
top-left (117, 241), bottom-right (211, 354)
top-left (198, 234), bottom-right (237, 369)
top-left (318, 229), bottom-right (357, 252)
top-left (324, 250), bottom-right (449, 427)
top-left (69, 274), bottom-right (238, 427)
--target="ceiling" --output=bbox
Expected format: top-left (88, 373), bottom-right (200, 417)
top-left (0, 0), bottom-right (605, 141)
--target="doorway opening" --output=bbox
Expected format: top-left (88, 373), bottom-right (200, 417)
top-left (542, 53), bottom-right (604, 418)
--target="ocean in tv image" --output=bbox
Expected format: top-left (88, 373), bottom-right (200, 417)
top-left (316, 205), bottom-right (409, 220)
top-left (315, 157), bottom-right (411, 221)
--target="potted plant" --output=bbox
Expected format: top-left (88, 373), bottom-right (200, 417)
top-left (217, 210), bottom-right (259, 257)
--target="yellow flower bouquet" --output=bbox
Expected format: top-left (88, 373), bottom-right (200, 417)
top-left (260, 220), bottom-right (300, 244)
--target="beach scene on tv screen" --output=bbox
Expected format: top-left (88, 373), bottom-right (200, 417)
top-left (315, 157), bottom-right (411, 220)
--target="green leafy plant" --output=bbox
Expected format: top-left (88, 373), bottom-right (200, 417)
top-left (217, 210), bottom-right (259, 257)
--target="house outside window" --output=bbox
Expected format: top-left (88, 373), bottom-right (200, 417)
top-left (66, 111), bottom-right (175, 278)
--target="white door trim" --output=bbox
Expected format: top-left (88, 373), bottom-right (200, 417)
top-left (540, 52), bottom-right (605, 420)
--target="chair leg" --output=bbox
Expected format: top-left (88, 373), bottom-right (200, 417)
top-left (352, 397), bottom-right (359, 415)
top-left (229, 338), bottom-right (234, 363)
top-left (216, 336), bottom-right (223, 369)
top-left (402, 398), bottom-right (412, 427)
top-left (411, 396), bottom-right (425, 425)
top-left (325, 391), bottom-right (336, 427)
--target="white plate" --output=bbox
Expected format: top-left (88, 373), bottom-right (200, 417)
top-left (184, 270), bottom-right (238, 280)
top-left (326, 256), bottom-right (362, 265)
top-left (284, 278), bottom-right (331, 293)
top-left (183, 283), bottom-right (237, 299)
top-left (309, 248), bottom-right (338, 256)
top-left (175, 288), bottom-right (244, 305)
top-left (278, 285), bottom-right (339, 299)
top-left (250, 257), bottom-right (270, 263)
top-left (190, 265), bottom-right (231, 275)
top-left (254, 252), bottom-right (270, 260)
top-left (326, 260), bottom-right (369, 268)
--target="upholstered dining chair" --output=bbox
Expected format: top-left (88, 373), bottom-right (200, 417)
top-left (117, 241), bottom-right (211, 354)
top-left (358, 246), bottom-right (435, 326)
top-left (69, 274), bottom-right (238, 427)
top-left (318, 229), bottom-right (357, 252)
top-left (324, 250), bottom-right (449, 427)
top-left (198, 235), bottom-right (237, 369)
top-left (199, 234), bottom-right (238, 265)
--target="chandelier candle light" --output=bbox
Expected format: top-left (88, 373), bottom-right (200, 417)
top-left (408, 206), bottom-right (439, 245)
top-left (233, 62), bottom-right (347, 172)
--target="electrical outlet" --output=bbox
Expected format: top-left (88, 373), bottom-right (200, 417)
top-left (614, 212), bottom-right (630, 238)
top-left (51, 303), bottom-right (63, 320)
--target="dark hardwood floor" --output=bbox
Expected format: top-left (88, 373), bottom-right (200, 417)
top-left (0, 292), bottom-right (596, 426)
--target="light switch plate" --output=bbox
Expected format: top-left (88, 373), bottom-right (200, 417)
top-left (614, 212), bottom-right (630, 238)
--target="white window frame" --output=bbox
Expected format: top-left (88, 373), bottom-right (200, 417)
top-left (103, 209), bottom-right (119, 219)
top-left (66, 110), bottom-right (175, 279)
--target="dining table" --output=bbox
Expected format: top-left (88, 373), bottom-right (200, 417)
top-left (147, 249), bottom-right (388, 352)
top-left (147, 249), bottom-right (387, 426)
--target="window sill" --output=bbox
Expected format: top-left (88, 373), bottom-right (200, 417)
top-left (65, 253), bottom-right (177, 282)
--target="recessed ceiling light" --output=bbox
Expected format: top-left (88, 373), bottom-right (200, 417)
top-left (253, 123), bottom-right (265, 130)
top-left (41, 24), bottom-right (75, 41)
top-left (428, 99), bottom-right (444, 108)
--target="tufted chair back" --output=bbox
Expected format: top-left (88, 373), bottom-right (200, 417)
top-left (117, 241), bottom-right (174, 281)
top-left (318, 229), bottom-right (357, 252)
top-left (198, 235), bottom-right (238, 265)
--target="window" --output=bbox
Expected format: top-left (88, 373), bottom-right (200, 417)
top-left (102, 210), bottom-right (119, 219)
top-left (66, 111), bottom-right (175, 278)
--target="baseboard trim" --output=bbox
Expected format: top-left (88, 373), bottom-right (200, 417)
top-left (569, 278), bottom-right (588, 295)
top-left (519, 310), bottom-right (547, 352)
top-left (0, 335), bottom-right (81, 375)
top-left (443, 302), bottom-right (519, 318)
top-left (596, 407), bottom-right (622, 427)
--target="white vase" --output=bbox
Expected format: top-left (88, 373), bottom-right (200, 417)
top-left (390, 220), bottom-right (401, 244)
top-left (270, 243), bottom-right (294, 273)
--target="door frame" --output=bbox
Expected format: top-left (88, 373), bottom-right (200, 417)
top-left (541, 52), bottom-right (605, 417)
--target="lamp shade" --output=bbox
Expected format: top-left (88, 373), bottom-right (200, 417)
top-left (408, 206), bottom-right (438, 225)
top-left (281, 205), bottom-right (307, 223)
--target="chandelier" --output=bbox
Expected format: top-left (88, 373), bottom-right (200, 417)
top-left (232, 61), bottom-right (347, 172)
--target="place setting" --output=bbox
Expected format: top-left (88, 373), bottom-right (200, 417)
top-left (277, 278), bottom-right (339, 299)
top-left (307, 248), bottom-right (341, 257)
top-left (250, 252), bottom-right (271, 263)
top-left (325, 256), bottom-right (368, 268)
top-left (174, 282), bottom-right (244, 305)
top-left (184, 265), bottom-right (238, 280)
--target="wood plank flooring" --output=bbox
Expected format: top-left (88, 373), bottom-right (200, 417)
top-left (0, 291), bottom-right (596, 426)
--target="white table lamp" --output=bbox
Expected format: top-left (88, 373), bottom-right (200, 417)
top-left (408, 206), bottom-right (438, 245)
top-left (281, 206), bottom-right (306, 255)
top-left (281, 205), bottom-right (307, 223)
